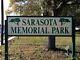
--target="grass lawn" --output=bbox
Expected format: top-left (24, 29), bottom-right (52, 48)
top-left (0, 33), bottom-right (80, 60)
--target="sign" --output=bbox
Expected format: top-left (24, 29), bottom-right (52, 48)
top-left (7, 16), bottom-right (72, 35)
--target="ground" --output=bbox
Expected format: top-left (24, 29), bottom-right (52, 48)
top-left (0, 33), bottom-right (80, 60)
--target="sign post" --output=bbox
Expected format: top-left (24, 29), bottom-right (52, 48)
top-left (5, 20), bottom-right (8, 60)
top-left (72, 18), bottom-right (76, 60)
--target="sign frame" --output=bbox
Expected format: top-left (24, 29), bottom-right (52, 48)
top-left (7, 16), bottom-right (73, 36)
top-left (5, 16), bottom-right (76, 60)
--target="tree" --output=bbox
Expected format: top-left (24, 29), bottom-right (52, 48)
top-left (60, 4), bottom-right (80, 26)
top-left (6, 0), bottom-right (43, 16)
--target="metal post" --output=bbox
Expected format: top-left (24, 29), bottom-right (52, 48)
top-left (1, 0), bottom-right (4, 45)
top-left (5, 20), bottom-right (8, 60)
top-left (72, 18), bottom-right (76, 60)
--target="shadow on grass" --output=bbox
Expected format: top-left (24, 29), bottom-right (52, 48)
top-left (48, 47), bottom-right (80, 54)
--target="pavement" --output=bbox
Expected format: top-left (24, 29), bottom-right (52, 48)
top-left (0, 36), bottom-right (15, 46)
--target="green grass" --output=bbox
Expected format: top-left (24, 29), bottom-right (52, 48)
top-left (0, 33), bottom-right (80, 60)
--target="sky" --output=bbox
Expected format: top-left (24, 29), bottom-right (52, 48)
top-left (0, 0), bottom-right (9, 24)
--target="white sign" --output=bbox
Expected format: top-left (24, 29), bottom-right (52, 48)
top-left (7, 16), bottom-right (72, 35)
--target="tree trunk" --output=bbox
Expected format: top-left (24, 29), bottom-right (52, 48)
top-left (48, 36), bottom-right (56, 50)
top-left (43, 0), bottom-right (56, 50)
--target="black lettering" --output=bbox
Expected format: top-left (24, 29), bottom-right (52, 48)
top-left (22, 19), bottom-right (27, 25)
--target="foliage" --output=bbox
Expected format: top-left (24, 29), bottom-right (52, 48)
top-left (6, 0), bottom-right (43, 16)
top-left (60, 4), bottom-right (80, 26)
